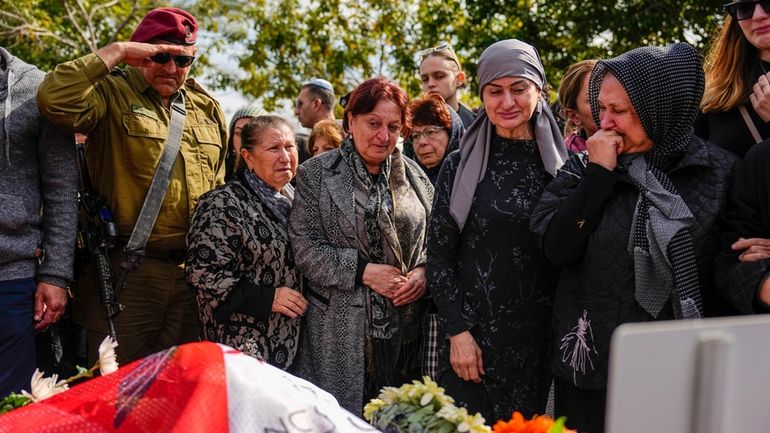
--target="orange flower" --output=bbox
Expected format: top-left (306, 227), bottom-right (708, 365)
top-left (492, 411), bottom-right (576, 433)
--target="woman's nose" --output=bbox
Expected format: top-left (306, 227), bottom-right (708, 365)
top-left (600, 113), bottom-right (614, 130)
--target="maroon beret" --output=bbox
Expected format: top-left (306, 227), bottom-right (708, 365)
top-left (130, 7), bottom-right (198, 45)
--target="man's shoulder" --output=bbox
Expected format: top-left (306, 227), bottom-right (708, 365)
top-left (184, 77), bottom-right (219, 102)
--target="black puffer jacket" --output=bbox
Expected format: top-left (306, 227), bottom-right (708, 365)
top-left (530, 136), bottom-right (736, 389)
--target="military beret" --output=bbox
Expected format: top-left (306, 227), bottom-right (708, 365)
top-left (130, 7), bottom-right (198, 45)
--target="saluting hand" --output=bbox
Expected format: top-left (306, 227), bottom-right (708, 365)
top-left (96, 42), bottom-right (194, 70)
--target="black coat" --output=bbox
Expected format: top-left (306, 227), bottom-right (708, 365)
top-left (715, 140), bottom-right (770, 314)
top-left (530, 136), bottom-right (736, 389)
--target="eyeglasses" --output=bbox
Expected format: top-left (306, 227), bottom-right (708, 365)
top-left (725, 0), bottom-right (770, 20)
top-left (149, 53), bottom-right (196, 68)
top-left (410, 126), bottom-right (445, 142)
top-left (419, 43), bottom-right (461, 68)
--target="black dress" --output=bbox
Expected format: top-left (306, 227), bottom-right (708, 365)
top-left (427, 133), bottom-right (558, 422)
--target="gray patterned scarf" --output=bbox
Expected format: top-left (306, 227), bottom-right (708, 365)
top-left (242, 169), bottom-right (294, 225)
top-left (339, 139), bottom-right (396, 339)
top-left (589, 43), bottom-right (704, 319)
top-left (449, 39), bottom-right (567, 231)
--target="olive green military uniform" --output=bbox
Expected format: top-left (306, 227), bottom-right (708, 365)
top-left (37, 53), bottom-right (227, 364)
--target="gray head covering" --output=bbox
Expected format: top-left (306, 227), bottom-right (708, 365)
top-left (225, 104), bottom-right (267, 181)
top-left (448, 39), bottom-right (567, 230)
top-left (228, 104), bottom-right (267, 143)
top-left (588, 43), bottom-right (704, 319)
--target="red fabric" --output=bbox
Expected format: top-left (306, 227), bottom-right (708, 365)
top-left (130, 7), bottom-right (198, 45)
top-left (0, 342), bottom-right (227, 433)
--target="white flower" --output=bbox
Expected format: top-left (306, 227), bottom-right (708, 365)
top-left (98, 336), bottom-right (119, 375)
top-left (21, 369), bottom-right (68, 402)
top-left (420, 392), bottom-right (433, 406)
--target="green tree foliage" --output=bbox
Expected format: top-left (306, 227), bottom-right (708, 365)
top-left (0, 0), bottom-right (160, 72)
top-left (192, 0), bottom-right (726, 107)
top-left (1, 0), bottom-right (726, 106)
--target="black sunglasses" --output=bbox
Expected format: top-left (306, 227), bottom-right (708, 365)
top-left (725, 0), bottom-right (770, 20)
top-left (149, 53), bottom-right (195, 68)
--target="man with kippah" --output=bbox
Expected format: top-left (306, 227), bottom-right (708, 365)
top-left (294, 78), bottom-right (337, 162)
top-left (37, 7), bottom-right (227, 365)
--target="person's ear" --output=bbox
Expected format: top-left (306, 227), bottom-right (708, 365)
top-left (240, 147), bottom-right (252, 169)
top-left (313, 98), bottom-right (322, 111)
top-left (455, 70), bottom-right (466, 88)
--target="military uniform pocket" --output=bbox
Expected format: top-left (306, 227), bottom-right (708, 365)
top-left (122, 113), bottom-right (165, 177)
top-left (191, 124), bottom-right (224, 181)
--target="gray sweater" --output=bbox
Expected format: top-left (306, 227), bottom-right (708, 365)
top-left (0, 47), bottom-right (77, 287)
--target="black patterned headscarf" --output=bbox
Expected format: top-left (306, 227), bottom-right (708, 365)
top-left (588, 43), bottom-right (704, 319)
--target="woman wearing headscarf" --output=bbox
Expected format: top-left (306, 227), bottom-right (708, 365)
top-left (289, 77), bottom-right (433, 414)
top-left (697, 0), bottom-right (770, 158)
top-left (186, 115), bottom-right (307, 370)
top-left (427, 39), bottom-right (567, 422)
top-left (530, 43), bottom-right (736, 433)
top-left (408, 93), bottom-right (466, 185)
top-left (225, 104), bottom-right (267, 181)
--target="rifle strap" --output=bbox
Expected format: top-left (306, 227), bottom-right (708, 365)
top-left (117, 93), bottom-right (187, 284)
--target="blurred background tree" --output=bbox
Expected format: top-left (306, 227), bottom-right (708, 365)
top-left (1, 0), bottom-right (726, 109)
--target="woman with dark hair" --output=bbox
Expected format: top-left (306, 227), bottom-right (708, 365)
top-left (427, 39), bottom-right (567, 422)
top-left (289, 77), bottom-right (434, 414)
top-left (697, 1), bottom-right (770, 157)
top-left (186, 115), bottom-right (307, 370)
top-left (408, 93), bottom-right (465, 184)
top-left (531, 43), bottom-right (736, 433)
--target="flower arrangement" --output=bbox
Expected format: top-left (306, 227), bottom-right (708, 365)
top-left (363, 376), bottom-right (491, 433)
top-left (492, 411), bottom-right (576, 433)
top-left (0, 336), bottom-right (119, 414)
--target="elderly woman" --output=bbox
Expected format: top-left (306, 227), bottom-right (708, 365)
top-left (408, 93), bottom-right (465, 185)
top-left (307, 118), bottom-right (343, 157)
top-left (186, 115), bottom-right (307, 371)
top-left (531, 43), bottom-right (736, 433)
top-left (289, 77), bottom-right (434, 414)
top-left (427, 39), bottom-right (567, 422)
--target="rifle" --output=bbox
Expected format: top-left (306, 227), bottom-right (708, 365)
top-left (74, 138), bottom-right (123, 341)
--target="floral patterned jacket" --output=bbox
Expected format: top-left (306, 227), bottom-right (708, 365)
top-left (186, 177), bottom-right (302, 370)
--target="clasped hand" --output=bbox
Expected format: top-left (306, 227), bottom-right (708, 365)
top-left (362, 264), bottom-right (426, 306)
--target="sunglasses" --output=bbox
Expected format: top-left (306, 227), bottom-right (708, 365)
top-left (725, 0), bottom-right (770, 20)
top-left (419, 43), bottom-right (461, 68)
top-left (149, 53), bottom-right (196, 68)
